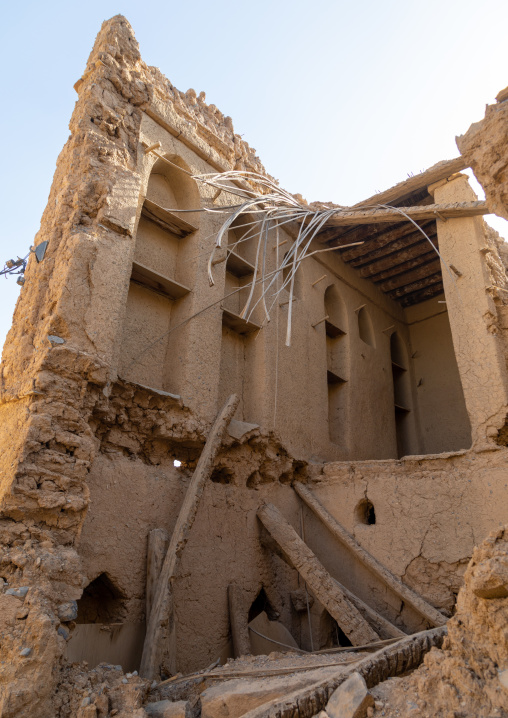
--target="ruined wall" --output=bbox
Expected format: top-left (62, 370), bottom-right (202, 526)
top-left (310, 448), bottom-right (508, 616)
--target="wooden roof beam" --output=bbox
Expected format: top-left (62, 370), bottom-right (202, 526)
top-left (343, 222), bottom-right (436, 265)
top-left (320, 200), bottom-right (488, 229)
top-left (364, 248), bottom-right (439, 283)
top-left (386, 272), bottom-right (443, 300)
top-left (400, 283), bottom-right (444, 307)
top-left (377, 259), bottom-right (442, 293)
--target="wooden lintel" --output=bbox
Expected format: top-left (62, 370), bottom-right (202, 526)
top-left (317, 200), bottom-right (488, 230)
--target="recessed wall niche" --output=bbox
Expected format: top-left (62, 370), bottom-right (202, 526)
top-left (119, 154), bottom-right (200, 393)
top-left (218, 214), bottom-right (260, 421)
top-left (324, 285), bottom-right (349, 447)
top-left (357, 306), bottom-right (375, 347)
top-left (390, 331), bottom-right (412, 458)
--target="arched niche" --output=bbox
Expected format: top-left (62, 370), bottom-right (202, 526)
top-left (76, 573), bottom-right (126, 624)
top-left (146, 154), bottom-right (200, 213)
top-left (357, 306), bottom-right (375, 348)
top-left (324, 285), bottom-right (347, 336)
top-left (390, 331), bottom-right (412, 458)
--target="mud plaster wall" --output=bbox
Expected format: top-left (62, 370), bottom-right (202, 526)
top-left (310, 448), bottom-right (508, 615)
top-left (404, 298), bottom-right (471, 453)
top-left (77, 443), bottom-right (508, 673)
top-left (114, 109), bottom-right (478, 463)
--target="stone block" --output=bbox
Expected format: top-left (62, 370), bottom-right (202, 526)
top-left (58, 600), bottom-right (78, 621)
top-left (326, 672), bottom-right (374, 718)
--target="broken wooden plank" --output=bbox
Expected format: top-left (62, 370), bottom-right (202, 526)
top-left (353, 156), bottom-right (468, 208)
top-left (319, 200), bottom-right (488, 229)
top-left (240, 625), bottom-right (447, 718)
top-left (140, 394), bottom-right (240, 679)
top-left (228, 584), bottom-right (251, 658)
top-left (294, 482), bottom-right (446, 627)
top-left (257, 502), bottom-right (379, 646)
top-left (146, 528), bottom-right (169, 622)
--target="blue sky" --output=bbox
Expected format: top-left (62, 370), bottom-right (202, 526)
top-left (1, 0), bottom-right (508, 352)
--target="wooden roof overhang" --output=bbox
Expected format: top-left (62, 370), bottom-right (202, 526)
top-left (314, 157), bottom-right (489, 308)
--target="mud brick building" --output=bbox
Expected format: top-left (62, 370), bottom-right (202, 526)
top-left (1, 15), bottom-right (508, 718)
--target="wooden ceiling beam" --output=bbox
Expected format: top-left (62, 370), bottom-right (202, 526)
top-left (319, 195), bottom-right (436, 246)
top-left (368, 249), bottom-right (440, 283)
top-left (399, 283), bottom-right (444, 307)
top-left (345, 224), bottom-right (436, 266)
top-left (386, 272), bottom-right (443, 300)
top-left (357, 241), bottom-right (437, 279)
top-left (377, 259), bottom-right (442, 292)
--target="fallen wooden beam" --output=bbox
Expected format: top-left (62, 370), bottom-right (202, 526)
top-left (317, 200), bottom-right (488, 229)
top-left (228, 584), bottom-right (251, 658)
top-left (146, 528), bottom-right (169, 622)
top-left (257, 502), bottom-right (379, 646)
top-left (331, 578), bottom-right (405, 640)
top-left (140, 394), bottom-right (239, 679)
top-left (262, 528), bottom-right (403, 640)
top-left (353, 156), bottom-right (468, 207)
top-left (241, 625), bottom-right (447, 718)
top-left (294, 482), bottom-right (446, 627)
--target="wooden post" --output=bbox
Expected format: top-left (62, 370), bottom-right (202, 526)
top-left (293, 482), bottom-right (446, 627)
top-left (146, 529), bottom-right (169, 622)
top-left (257, 502), bottom-right (379, 646)
top-left (140, 394), bottom-right (239, 679)
top-left (228, 584), bottom-right (251, 658)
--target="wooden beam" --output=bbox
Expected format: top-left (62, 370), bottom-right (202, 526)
top-left (386, 272), bottom-right (443, 300)
top-left (331, 578), bottom-right (405, 640)
top-left (257, 502), bottom-right (379, 646)
top-left (400, 283), bottom-right (444, 307)
top-left (293, 483), bottom-right (446, 627)
top-left (319, 200), bottom-right (488, 229)
top-left (321, 213), bottom-right (431, 249)
top-left (240, 626), bottom-right (447, 718)
top-left (228, 584), bottom-right (251, 658)
top-left (358, 244), bottom-right (437, 281)
top-left (377, 259), bottom-right (442, 293)
top-left (140, 394), bottom-right (239, 679)
top-left (353, 156), bottom-right (468, 208)
top-left (340, 221), bottom-right (436, 264)
top-left (146, 528), bottom-right (169, 622)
